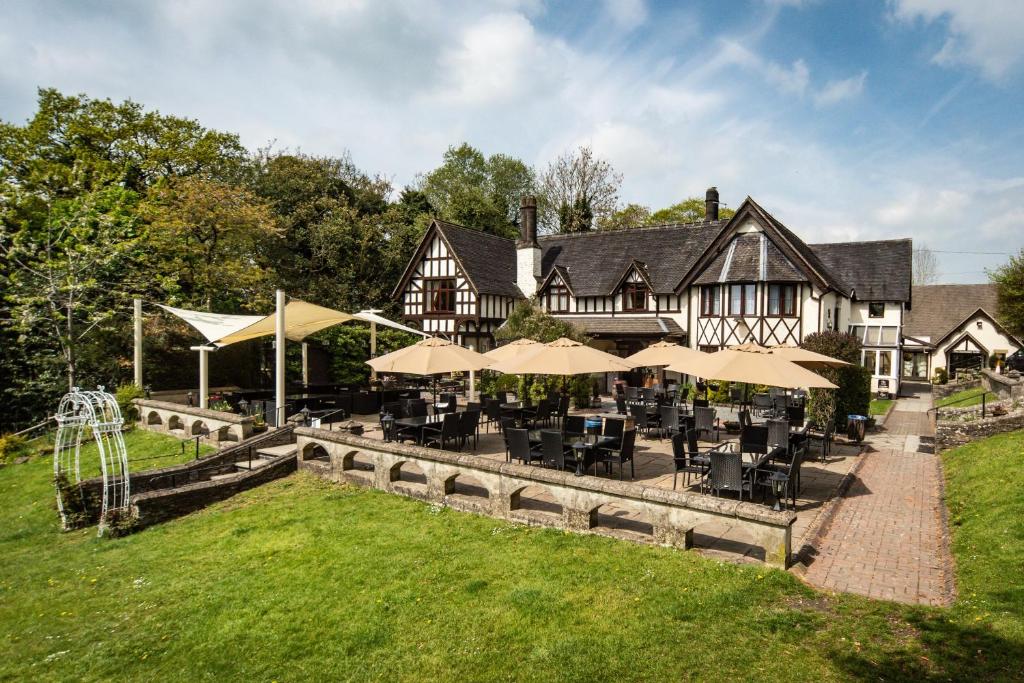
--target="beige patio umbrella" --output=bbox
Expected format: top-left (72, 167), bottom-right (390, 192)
top-left (483, 338), bottom-right (544, 363)
top-left (666, 343), bottom-right (837, 389)
top-left (366, 336), bottom-right (493, 375)
top-left (624, 340), bottom-right (708, 374)
top-left (489, 337), bottom-right (635, 375)
top-left (769, 345), bottom-right (850, 369)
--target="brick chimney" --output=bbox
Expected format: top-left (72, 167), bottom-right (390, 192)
top-left (705, 186), bottom-right (720, 221)
top-left (516, 196), bottom-right (541, 297)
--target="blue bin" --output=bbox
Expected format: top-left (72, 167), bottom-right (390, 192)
top-left (585, 417), bottom-right (603, 435)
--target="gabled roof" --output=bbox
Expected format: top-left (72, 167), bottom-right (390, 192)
top-left (553, 316), bottom-right (685, 337)
top-left (392, 220), bottom-right (524, 300)
top-left (678, 197), bottom-right (848, 294)
top-left (693, 232), bottom-right (803, 284)
top-left (810, 239), bottom-right (912, 302)
top-left (903, 284), bottom-right (1021, 348)
top-left (538, 264), bottom-right (574, 295)
top-left (539, 222), bottom-right (722, 296)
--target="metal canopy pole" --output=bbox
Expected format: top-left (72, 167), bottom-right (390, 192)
top-left (190, 345), bottom-right (215, 409)
top-left (275, 289), bottom-right (286, 426)
top-left (302, 341), bottom-right (309, 388)
top-left (133, 298), bottom-right (143, 387)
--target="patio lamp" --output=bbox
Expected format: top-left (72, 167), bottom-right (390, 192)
top-left (238, 397), bottom-right (249, 416)
top-left (300, 405), bottom-right (311, 425)
top-left (381, 413), bottom-right (395, 442)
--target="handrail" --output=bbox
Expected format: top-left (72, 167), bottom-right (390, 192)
top-left (930, 389), bottom-right (997, 419)
top-left (13, 415), bottom-right (56, 438)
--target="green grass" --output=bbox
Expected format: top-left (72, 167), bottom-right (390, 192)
top-left (1, 431), bottom-right (1023, 680)
top-left (28, 428), bottom-right (216, 476)
top-left (935, 387), bottom-right (998, 409)
top-left (869, 398), bottom-right (894, 416)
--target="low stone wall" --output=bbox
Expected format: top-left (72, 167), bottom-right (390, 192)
top-left (294, 427), bottom-right (797, 568)
top-left (933, 379), bottom-right (980, 400)
top-left (936, 409), bottom-right (1024, 451)
top-left (981, 369), bottom-right (1024, 400)
top-left (134, 398), bottom-right (254, 443)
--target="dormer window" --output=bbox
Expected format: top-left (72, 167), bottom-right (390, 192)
top-left (546, 282), bottom-right (570, 313)
top-left (426, 278), bottom-right (456, 313)
top-left (728, 284), bottom-right (756, 316)
top-left (623, 282), bottom-right (649, 312)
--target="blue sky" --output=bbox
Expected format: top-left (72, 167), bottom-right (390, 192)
top-left (2, 0), bottom-right (1023, 283)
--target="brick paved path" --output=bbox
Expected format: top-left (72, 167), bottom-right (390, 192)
top-left (802, 394), bottom-right (954, 605)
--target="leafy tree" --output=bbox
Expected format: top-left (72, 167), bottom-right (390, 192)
top-left (604, 203), bottom-right (652, 230)
top-left (419, 143), bottom-right (534, 238)
top-left (537, 145), bottom-right (622, 233)
top-left (488, 300), bottom-right (593, 405)
top-left (649, 196), bottom-right (735, 224)
top-left (990, 248), bottom-right (1024, 339)
top-left (913, 246), bottom-right (938, 285)
top-left (143, 177), bottom-right (280, 311)
top-left (800, 331), bottom-right (869, 429)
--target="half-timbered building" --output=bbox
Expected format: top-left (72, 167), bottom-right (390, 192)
top-left (394, 187), bottom-right (919, 396)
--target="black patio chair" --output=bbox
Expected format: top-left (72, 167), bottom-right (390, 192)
top-left (629, 403), bottom-right (654, 439)
top-left (458, 409), bottom-right (481, 451)
top-left (729, 385), bottom-right (746, 410)
top-left (482, 399), bottom-right (502, 433)
top-left (597, 429), bottom-right (636, 480)
top-left (669, 431), bottom-right (704, 491)
top-left (563, 415), bottom-right (585, 438)
top-left (739, 424), bottom-right (769, 460)
top-left (693, 406), bottom-right (719, 442)
top-left (658, 404), bottom-right (681, 440)
top-left (540, 430), bottom-right (576, 471)
top-left (522, 398), bottom-right (550, 428)
top-left (407, 400), bottom-right (428, 418)
top-left (603, 418), bottom-right (625, 449)
top-left (707, 450), bottom-right (755, 501)
top-left (766, 419), bottom-right (790, 454)
top-left (786, 404), bottom-right (805, 426)
top-left (738, 409), bottom-right (753, 430)
top-left (507, 428), bottom-right (543, 466)
top-left (692, 398), bottom-right (709, 409)
top-left (642, 387), bottom-right (656, 401)
top-left (762, 442), bottom-right (804, 509)
top-left (807, 415), bottom-right (835, 462)
top-left (615, 395), bottom-right (627, 415)
top-left (675, 386), bottom-right (690, 409)
top-left (555, 395), bottom-right (570, 426)
top-left (625, 386), bottom-right (639, 400)
top-left (422, 412), bottom-right (460, 451)
top-left (751, 393), bottom-right (773, 417)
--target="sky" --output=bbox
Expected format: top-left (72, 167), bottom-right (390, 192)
top-left (2, 0), bottom-right (1023, 284)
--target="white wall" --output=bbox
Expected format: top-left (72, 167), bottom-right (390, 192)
top-left (932, 315), bottom-right (1021, 371)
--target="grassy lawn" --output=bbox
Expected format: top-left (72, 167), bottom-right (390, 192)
top-left (27, 428), bottom-right (216, 476)
top-left (869, 398), bottom-right (894, 416)
top-left (935, 386), bottom-right (999, 409)
top-left (1, 432), bottom-right (1022, 680)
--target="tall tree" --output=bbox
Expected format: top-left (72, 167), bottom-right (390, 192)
top-left (537, 145), bottom-right (622, 233)
top-left (990, 248), bottom-right (1024, 339)
top-left (603, 203), bottom-right (652, 230)
top-left (648, 197), bottom-right (735, 224)
top-left (913, 246), bottom-right (939, 285)
top-left (418, 143), bottom-right (534, 238)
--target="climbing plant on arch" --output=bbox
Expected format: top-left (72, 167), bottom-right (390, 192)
top-left (53, 387), bottom-right (131, 535)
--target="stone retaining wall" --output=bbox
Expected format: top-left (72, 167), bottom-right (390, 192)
top-left (294, 427), bottom-right (797, 568)
top-left (933, 379), bottom-right (980, 400)
top-left (981, 369), bottom-right (1024, 400)
top-left (133, 398), bottom-right (254, 443)
top-left (936, 410), bottom-right (1024, 451)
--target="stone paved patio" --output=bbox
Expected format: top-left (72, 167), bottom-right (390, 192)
top-left (350, 401), bottom-right (863, 564)
top-left (801, 391), bottom-right (955, 606)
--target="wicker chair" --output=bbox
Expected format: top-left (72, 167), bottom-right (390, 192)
top-left (563, 415), bottom-right (585, 438)
top-left (596, 429), bottom-right (636, 480)
top-left (422, 412), bottom-right (460, 451)
top-left (694, 406), bottom-right (719, 442)
top-left (671, 431), bottom-right (707, 491)
top-left (507, 428), bottom-right (542, 466)
top-left (540, 430), bottom-right (576, 471)
top-left (708, 450), bottom-right (754, 501)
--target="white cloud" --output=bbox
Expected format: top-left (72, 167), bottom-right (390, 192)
top-left (890, 0), bottom-right (1024, 81)
top-left (602, 0), bottom-right (648, 31)
top-left (814, 70), bottom-right (867, 107)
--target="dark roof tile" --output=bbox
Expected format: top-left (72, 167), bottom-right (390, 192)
top-left (810, 239), bottom-right (912, 302)
top-left (902, 284), bottom-right (1001, 342)
top-left (435, 221), bottom-right (524, 298)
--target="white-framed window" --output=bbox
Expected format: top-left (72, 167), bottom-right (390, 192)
top-left (728, 283), bottom-right (756, 316)
top-left (863, 350), bottom-right (893, 375)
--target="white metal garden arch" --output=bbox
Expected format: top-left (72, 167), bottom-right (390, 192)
top-left (53, 387), bottom-right (130, 535)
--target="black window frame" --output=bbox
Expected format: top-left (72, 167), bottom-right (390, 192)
top-left (868, 302), bottom-right (885, 318)
top-left (546, 283), bottom-right (571, 313)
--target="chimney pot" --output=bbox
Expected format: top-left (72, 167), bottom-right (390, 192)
top-left (519, 195), bottom-right (538, 245)
top-left (705, 186), bottom-right (720, 222)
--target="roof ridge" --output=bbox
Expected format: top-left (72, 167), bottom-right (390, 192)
top-left (434, 219), bottom-right (516, 243)
top-left (538, 221), bottom-right (722, 241)
top-left (808, 238), bottom-right (912, 247)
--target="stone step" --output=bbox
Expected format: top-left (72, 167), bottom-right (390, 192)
top-left (209, 472), bottom-right (239, 482)
top-left (255, 444), bottom-right (298, 458)
top-left (234, 459), bottom-right (271, 471)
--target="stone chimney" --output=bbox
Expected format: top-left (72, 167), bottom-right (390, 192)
top-left (516, 196), bottom-right (541, 297)
top-left (705, 186), bottom-right (720, 221)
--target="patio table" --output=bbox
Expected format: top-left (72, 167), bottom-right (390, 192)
top-left (394, 413), bottom-right (451, 444)
top-left (528, 430), bottom-right (616, 476)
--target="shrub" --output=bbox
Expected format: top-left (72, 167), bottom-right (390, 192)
top-left (933, 367), bottom-right (948, 385)
top-left (800, 331), bottom-right (870, 428)
top-left (115, 384), bottom-right (145, 422)
top-left (0, 434), bottom-right (33, 464)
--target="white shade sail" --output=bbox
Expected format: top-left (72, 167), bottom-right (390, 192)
top-left (366, 336), bottom-right (493, 375)
top-left (157, 304), bottom-right (265, 344)
top-left (215, 300), bottom-right (356, 346)
top-left (353, 310), bottom-right (429, 338)
top-left (489, 337), bottom-right (635, 376)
